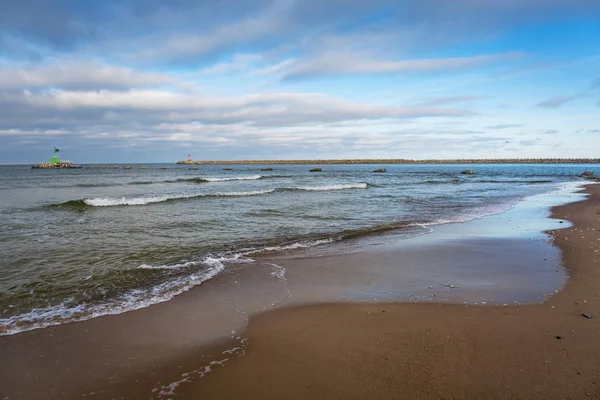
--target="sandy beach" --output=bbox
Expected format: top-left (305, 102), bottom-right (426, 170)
top-left (1, 183), bottom-right (598, 399)
top-left (183, 184), bottom-right (600, 399)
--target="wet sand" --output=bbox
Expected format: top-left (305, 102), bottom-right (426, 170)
top-left (0, 184), bottom-right (598, 399)
top-left (180, 184), bottom-right (600, 399)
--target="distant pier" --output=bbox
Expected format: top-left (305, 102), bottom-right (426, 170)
top-left (177, 158), bottom-right (600, 165)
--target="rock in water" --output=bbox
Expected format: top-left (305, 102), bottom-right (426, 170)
top-left (261, 168), bottom-right (273, 171)
top-left (373, 168), bottom-right (386, 173)
top-left (223, 168), bottom-right (233, 170)
top-left (310, 168), bottom-right (322, 172)
top-left (581, 171), bottom-right (594, 178)
top-left (461, 170), bottom-right (475, 175)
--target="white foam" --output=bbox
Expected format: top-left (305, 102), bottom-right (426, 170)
top-left (202, 175), bottom-right (262, 182)
top-left (137, 260), bottom-right (198, 270)
top-left (294, 183), bottom-right (368, 191)
top-left (82, 189), bottom-right (275, 207)
top-left (0, 257), bottom-right (227, 335)
top-left (155, 336), bottom-right (248, 399)
top-left (0, 237), bottom-right (331, 335)
top-left (248, 238), bottom-right (336, 254)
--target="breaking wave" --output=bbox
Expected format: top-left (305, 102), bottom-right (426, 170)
top-left (51, 190), bottom-right (276, 208)
top-left (0, 257), bottom-right (226, 336)
top-left (0, 238), bottom-right (336, 335)
top-left (183, 175), bottom-right (263, 183)
top-left (48, 183), bottom-right (368, 209)
top-left (291, 183), bottom-right (368, 191)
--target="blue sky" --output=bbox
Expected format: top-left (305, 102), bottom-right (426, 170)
top-left (0, 0), bottom-right (599, 163)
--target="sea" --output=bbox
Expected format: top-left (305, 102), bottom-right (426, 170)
top-left (0, 163), bottom-right (594, 335)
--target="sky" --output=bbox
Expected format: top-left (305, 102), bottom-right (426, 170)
top-left (0, 0), bottom-right (599, 163)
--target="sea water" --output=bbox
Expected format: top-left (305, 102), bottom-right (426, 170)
top-left (0, 163), bottom-right (594, 334)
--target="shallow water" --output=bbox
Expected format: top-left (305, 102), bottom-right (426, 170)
top-left (0, 163), bottom-right (594, 334)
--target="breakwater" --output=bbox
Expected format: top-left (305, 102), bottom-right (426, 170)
top-left (177, 158), bottom-right (600, 165)
top-left (32, 161), bottom-right (81, 169)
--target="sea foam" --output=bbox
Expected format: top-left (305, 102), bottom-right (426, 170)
top-left (81, 189), bottom-right (275, 206)
top-left (292, 183), bottom-right (368, 191)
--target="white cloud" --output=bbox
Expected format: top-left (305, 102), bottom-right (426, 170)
top-left (3, 89), bottom-right (472, 127)
top-left (0, 60), bottom-right (174, 90)
top-left (266, 52), bottom-right (525, 79)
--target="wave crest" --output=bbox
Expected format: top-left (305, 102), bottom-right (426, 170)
top-left (184, 175), bottom-right (262, 183)
top-left (291, 183), bottom-right (368, 191)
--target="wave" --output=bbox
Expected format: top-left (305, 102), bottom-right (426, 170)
top-left (182, 175), bottom-right (262, 183)
top-left (418, 179), bottom-right (553, 185)
top-left (474, 179), bottom-right (554, 184)
top-left (74, 183), bottom-right (120, 188)
top-left (49, 183), bottom-right (368, 209)
top-left (0, 257), bottom-right (227, 336)
top-left (0, 238), bottom-right (336, 335)
top-left (51, 189), bottom-right (276, 208)
top-left (290, 183), bottom-right (368, 191)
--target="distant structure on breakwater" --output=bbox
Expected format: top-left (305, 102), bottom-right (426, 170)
top-left (177, 158), bottom-right (600, 165)
top-left (32, 147), bottom-right (81, 169)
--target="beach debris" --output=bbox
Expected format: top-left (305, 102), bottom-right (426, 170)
top-left (428, 285), bottom-right (433, 289)
top-left (446, 284), bottom-right (456, 288)
top-left (555, 335), bottom-right (562, 339)
top-left (460, 170), bottom-right (475, 175)
top-left (582, 313), bottom-right (592, 319)
top-left (310, 168), bottom-right (322, 172)
top-left (373, 168), bottom-right (387, 173)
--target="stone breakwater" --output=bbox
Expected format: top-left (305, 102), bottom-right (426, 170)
top-left (32, 161), bottom-right (81, 169)
top-left (177, 158), bottom-right (600, 165)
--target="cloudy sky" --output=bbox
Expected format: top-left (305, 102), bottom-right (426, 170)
top-left (1, 0), bottom-right (599, 163)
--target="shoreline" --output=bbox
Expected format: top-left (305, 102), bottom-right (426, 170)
top-left (174, 183), bottom-right (600, 399)
top-left (0, 183), bottom-right (598, 399)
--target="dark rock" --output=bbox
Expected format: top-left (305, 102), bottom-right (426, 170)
top-left (582, 313), bottom-right (592, 319)
top-left (310, 168), bottom-right (322, 172)
top-left (373, 168), bottom-right (386, 173)
top-left (223, 168), bottom-right (233, 170)
top-left (460, 170), bottom-right (475, 175)
top-left (555, 335), bottom-right (562, 339)
top-left (261, 168), bottom-right (273, 171)
top-left (581, 171), bottom-right (594, 178)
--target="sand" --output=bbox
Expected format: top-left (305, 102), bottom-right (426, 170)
top-left (0, 184), bottom-right (598, 399)
top-left (182, 184), bottom-right (600, 399)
